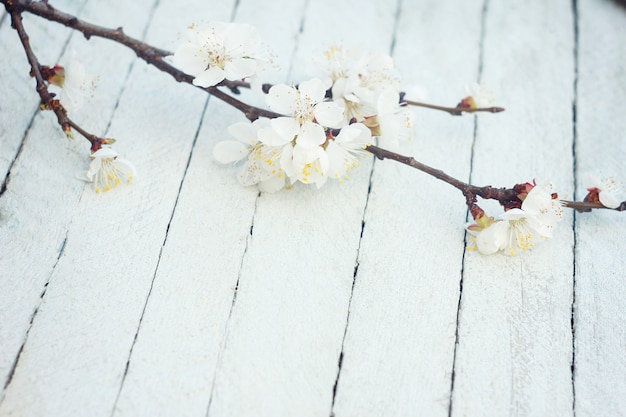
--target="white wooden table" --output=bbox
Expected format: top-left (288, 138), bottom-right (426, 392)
top-left (1, 0), bottom-right (625, 416)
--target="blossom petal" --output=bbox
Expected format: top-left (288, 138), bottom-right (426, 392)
top-left (599, 192), bottom-right (620, 209)
top-left (296, 121), bottom-right (325, 148)
top-left (113, 158), bottom-right (137, 180)
top-left (377, 90), bottom-right (400, 115)
top-left (227, 122), bottom-right (260, 145)
top-left (266, 84), bottom-right (297, 114)
top-left (326, 141), bottom-right (351, 179)
top-left (86, 157), bottom-right (102, 182)
top-left (260, 117), bottom-right (298, 145)
top-left (224, 57), bottom-right (257, 80)
top-left (224, 23), bottom-right (260, 56)
top-left (475, 220), bottom-right (509, 255)
top-left (173, 43), bottom-right (210, 76)
top-left (313, 101), bottom-right (344, 128)
top-left (335, 123), bottom-right (371, 149)
top-left (214, 140), bottom-right (249, 163)
top-left (193, 66), bottom-right (225, 87)
top-left (298, 78), bottom-right (328, 103)
top-left (258, 174), bottom-right (285, 193)
top-left (279, 142), bottom-right (296, 180)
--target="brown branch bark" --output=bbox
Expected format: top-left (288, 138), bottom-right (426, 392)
top-left (365, 144), bottom-right (518, 207)
top-left (7, 6), bottom-right (108, 151)
top-left (402, 99), bottom-right (505, 116)
top-left (2, 0), bottom-right (620, 214)
top-left (2, 0), bottom-right (280, 121)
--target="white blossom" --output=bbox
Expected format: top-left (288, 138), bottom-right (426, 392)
top-left (584, 174), bottom-right (624, 209)
top-left (467, 183), bottom-right (563, 255)
top-left (214, 118), bottom-right (288, 193)
top-left (265, 78), bottom-right (344, 128)
top-left (85, 147), bottom-right (136, 193)
top-left (261, 78), bottom-right (345, 188)
top-left (462, 82), bottom-right (495, 109)
top-left (54, 58), bottom-right (98, 111)
top-left (326, 123), bottom-right (371, 181)
top-left (173, 22), bottom-right (262, 87)
top-left (322, 45), bottom-right (400, 124)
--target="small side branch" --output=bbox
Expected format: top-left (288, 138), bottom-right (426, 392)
top-left (7, 7), bottom-right (107, 151)
top-left (403, 99), bottom-right (505, 116)
top-left (562, 200), bottom-right (626, 212)
top-left (6, 0), bottom-right (279, 121)
top-left (365, 144), bottom-right (517, 207)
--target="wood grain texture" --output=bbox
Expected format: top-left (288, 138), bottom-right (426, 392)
top-left (0, 0), bottom-right (147, 396)
top-left (0, 0), bottom-right (625, 416)
top-left (0, 0), bottom-right (85, 384)
top-left (205, 1), bottom-right (394, 416)
top-left (451, 1), bottom-right (576, 416)
top-left (111, 0), bottom-right (303, 416)
top-left (331, 1), bottom-right (483, 416)
top-left (0, 0), bottom-right (197, 415)
top-left (574, 0), bottom-right (626, 415)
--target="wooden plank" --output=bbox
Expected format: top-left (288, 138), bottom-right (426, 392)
top-left (0, 0), bottom-right (210, 415)
top-left (330, 1), bottom-right (483, 416)
top-left (204, 1), bottom-right (397, 416)
top-left (0, 0), bottom-right (97, 180)
top-left (574, 0), bottom-right (626, 415)
top-left (0, 0), bottom-right (145, 394)
top-left (451, 1), bottom-right (576, 416)
top-left (110, 1), bottom-right (305, 415)
top-left (0, 0), bottom-right (85, 184)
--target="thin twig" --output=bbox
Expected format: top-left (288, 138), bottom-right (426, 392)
top-left (561, 200), bottom-right (626, 212)
top-left (4, 0), bottom-right (279, 121)
top-left (3, 0), bottom-right (619, 214)
top-left (365, 144), bottom-right (517, 207)
top-left (403, 99), bottom-right (505, 116)
top-left (7, 6), bottom-right (107, 151)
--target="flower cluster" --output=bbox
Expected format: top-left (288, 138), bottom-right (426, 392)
top-left (211, 42), bottom-right (416, 192)
top-left (172, 22), bottom-right (265, 87)
top-left (466, 182), bottom-right (564, 255)
top-left (322, 45), bottom-right (412, 145)
top-left (214, 78), bottom-right (371, 192)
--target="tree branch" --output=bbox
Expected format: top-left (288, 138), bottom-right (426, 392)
top-left (3, 0), bottom-right (621, 215)
top-left (402, 99), bottom-right (505, 116)
top-left (365, 144), bottom-right (518, 207)
top-left (3, 0), bottom-right (279, 121)
top-left (7, 6), bottom-right (108, 151)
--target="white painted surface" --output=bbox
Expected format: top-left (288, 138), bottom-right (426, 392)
top-left (574, 0), bottom-right (626, 416)
top-left (0, 0), bottom-right (625, 416)
top-left (332, 1), bottom-right (481, 416)
top-left (451, 1), bottom-right (577, 416)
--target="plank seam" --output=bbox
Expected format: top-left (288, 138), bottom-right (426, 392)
top-left (329, 1), bottom-right (404, 414)
top-left (204, 190), bottom-right (260, 417)
top-left (0, 0), bottom-right (88, 400)
top-left (448, 0), bottom-right (490, 415)
top-left (328, 166), bottom-right (373, 416)
top-left (199, 1), bottom-right (290, 414)
top-left (0, 0), bottom-right (91, 197)
top-left (569, 0), bottom-right (579, 414)
top-left (0, 235), bottom-right (67, 404)
top-left (388, 0), bottom-right (404, 56)
top-left (110, 93), bottom-right (211, 416)
top-left (284, 0), bottom-right (310, 82)
top-left (205, 3), bottom-right (309, 414)
top-left (0, 110), bottom-right (38, 197)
